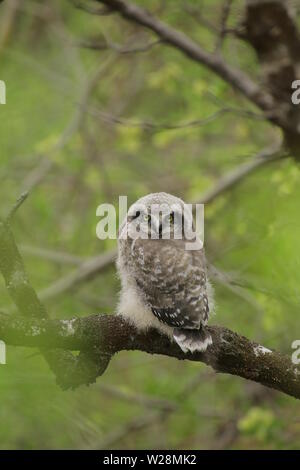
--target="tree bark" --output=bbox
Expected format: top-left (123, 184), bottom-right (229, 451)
top-left (0, 312), bottom-right (299, 399)
top-left (93, 0), bottom-right (300, 153)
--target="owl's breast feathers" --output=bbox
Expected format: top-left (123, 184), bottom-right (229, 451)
top-left (129, 238), bottom-right (209, 329)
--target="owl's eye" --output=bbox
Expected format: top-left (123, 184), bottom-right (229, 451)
top-left (143, 214), bottom-right (151, 222)
top-left (134, 211), bottom-right (140, 219)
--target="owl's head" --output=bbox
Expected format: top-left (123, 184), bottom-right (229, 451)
top-left (119, 192), bottom-right (196, 242)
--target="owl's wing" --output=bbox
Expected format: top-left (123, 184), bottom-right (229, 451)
top-left (132, 239), bottom-right (209, 329)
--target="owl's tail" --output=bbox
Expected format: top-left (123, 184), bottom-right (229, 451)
top-left (173, 326), bottom-right (212, 353)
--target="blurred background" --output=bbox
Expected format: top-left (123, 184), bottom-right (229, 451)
top-left (0, 0), bottom-right (299, 450)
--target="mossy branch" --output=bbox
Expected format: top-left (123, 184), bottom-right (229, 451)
top-left (0, 312), bottom-right (299, 399)
top-left (0, 206), bottom-right (299, 397)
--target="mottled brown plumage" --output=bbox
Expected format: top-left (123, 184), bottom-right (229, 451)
top-left (117, 192), bottom-right (214, 353)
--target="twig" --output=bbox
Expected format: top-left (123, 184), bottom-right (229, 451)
top-left (182, 2), bottom-right (220, 34)
top-left (6, 191), bottom-right (29, 222)
top-left (214, 0), bottom-right (234, 53)
top-left (71, 0), bottom-right (114, 16)
top-left (20, 245), bottom-right (84, 265)
top-left (193, 145), bottom-right (288, 205)
top-left (77, 37), bottom-right (161, 54)
top-left (22, 55), bottom-right (116, 192)
top-left (39, 249), bottom-right (116, 301)
top-left (93, 0), bottom-right (275, 117)
top-left (87, 107), bottom-right (228, 131)
top-left (83, 103), bottom-right (266, 132)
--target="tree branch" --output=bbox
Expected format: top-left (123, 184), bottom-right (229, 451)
top-left (22, 55), bottom-right (115, 192)
top-left (0, 189), bottom-right (298, 397)
top-left (38, 249), bottom-right (116, 301)
top-left (89, 0), bottom-right (300, 146)
top-left (0, 312), bottom-right (299, 399)
top-left (77, 36), bottom-right (161, 54)
top-left (94, 0), bottom-right (276, 119)
top-left (243, 0), bottom-right (300, 149)
top-left (193, 144), bottom-right (288, 204)
top-left (0, 217), bottom-right (109, 389)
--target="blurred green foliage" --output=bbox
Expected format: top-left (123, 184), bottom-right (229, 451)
top-left (0, 0), bottom-right (299, 450)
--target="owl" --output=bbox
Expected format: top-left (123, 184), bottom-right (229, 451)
top-left (117, 192), bottom-right (214, 353)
